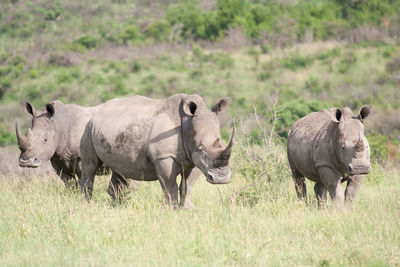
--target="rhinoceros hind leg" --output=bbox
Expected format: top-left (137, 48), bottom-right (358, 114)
top-left (314, 183), bottom-right (327, 208)
top-left (292, 171), bottom-right (307, 201)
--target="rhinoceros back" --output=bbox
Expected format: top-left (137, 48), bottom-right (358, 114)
top-left (287, 110), bottom-right (332, 182)
top-left (89, 96), bottom-right (162, 180)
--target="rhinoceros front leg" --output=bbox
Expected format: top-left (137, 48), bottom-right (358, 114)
top-left (154, 158), bottom-right (179, 208)
top-left (318, 167), bottom-right (345, 209)
top-left (345, 175), bottom-right (364, 207)
top-left (108, 171), bottom-right (129, 201)
top-left (180, 168), bottom-right (201, 209)
top-left (61, 172), bottom-right (78, 189)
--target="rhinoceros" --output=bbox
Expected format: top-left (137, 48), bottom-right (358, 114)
top-left (287, 105), bottom-right (371, 208)
top-left (15, 100), bottom-right (137, 198)
top-left (79, 94), bottom-right (234, 208)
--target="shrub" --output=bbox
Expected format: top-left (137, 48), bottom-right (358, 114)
top-left (74, 35), bottom-right (98, 49)
top-left (282, 53), bottom-right (314, 71)
top-left (212, 52), bottom-right (234, 69)
top-left (44, 7), bottom-right (61, 21)
top-left (367, 133), bottom-right (389, 163)
top-left (0, 118), bottom-right (17, 146)
top-left (316, 47), bottom-right (342, 61)
top-left (120, 25), bottom-right (141, 44)
top-left (144, 21), bottom-right (171, 41)
top-left (257, 71), bottom-right (271, 81)
top-left (386, 56), bottom-right (400, 74)
top-left (276, 99), bottom-right (330, 138)
top-left (337, 52), bottom-right (357, 74)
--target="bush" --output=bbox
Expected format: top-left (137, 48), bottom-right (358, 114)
top-left (212, 52), bottom-right (234, 69)
top-left (73, 35), bottom-right (98, 49)
top-left (386, 56), bottom-right (400, 74)
top-left (144, 21), bottom-right (171, 41)
top-left (276, 99), bottom-right (330, 138)
top-left (283, 53), bottom-right (314, 71)
top-left (120, 25), bottom-right (141, 44)
top-left (257, 71), bottom-right (271, 81)
top-left (0, 118), bottom-right (17, 146)
top-left (44, 7), bottom-right (61, 21)
top-left (337, 52), bottom-right (357, 74)
top-left (367, 133), bottom-right (389, 163)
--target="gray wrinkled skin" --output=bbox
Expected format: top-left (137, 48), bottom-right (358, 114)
top-left (79, 94), bottom-right (234, 208)
top-left (16, 100), bottom-right (137, 196)
top-left (287, 105), bottom-right (371, 208)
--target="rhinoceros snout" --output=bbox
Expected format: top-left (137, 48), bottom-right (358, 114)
top-left (348, 164), bottom-right (370, 175)
top-left (19, 156), bottom-right (41, 168)
top-left (206, 169), bottom-right (231, 184)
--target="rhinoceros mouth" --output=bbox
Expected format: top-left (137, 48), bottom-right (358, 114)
top-left (206, 169), bottom-right (231, 184)
top-left (348, 165), bottom-right (370, 175)
top-left (19, 157), bottom-right (41, 168)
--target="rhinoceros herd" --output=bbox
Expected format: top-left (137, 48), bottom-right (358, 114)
top-left (15, 93), bottom-right (371, 209)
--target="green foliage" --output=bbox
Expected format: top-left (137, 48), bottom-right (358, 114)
top-left (73, 35), bottom-right (98, 49)
top-left (386, 56), bottom-right (400, 74)
top-left (144, 21), bottom-right (171, 41)
top-left (120, 25), bottom-right (141, 44)
top-left (315, 47), bottom-right (342, 61)
top-left (367, 133), bottom-right (389, 163)
top-left (0, 118), bottom-right (17, 146)
top-left (43, 6), bottom-right (61, 21)
top-left (337, 52), bottom-right (357, 74)
top-left (283, 53), bottom-right (314, 71)
top-left (276, 100), bottom-right (330, 138)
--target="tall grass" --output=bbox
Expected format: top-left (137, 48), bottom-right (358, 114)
top-left (0, 144), bottom-right (399, 265)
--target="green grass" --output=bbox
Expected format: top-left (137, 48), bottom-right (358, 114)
top-left (0, 161), bottom-right (399, 266)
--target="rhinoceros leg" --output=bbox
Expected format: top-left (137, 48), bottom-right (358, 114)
top-left (291, 171), bottom-right (307, 201)
top-left (318, 167), bottom-right (345, 208)
top-left (314, 183), bottom-right (327, 208)
top-left (180, 168), bottom-right (201, 209)
top-left (61, 173), bottom-right (78, 188)
top-left (79, 137), bottom-right (102, 200)
top-left (345, 175), bottom-right (364, 207)
top-left (154, 158), bottom-right (179, 208)
top-left (108, 171), bottom-right (129, 200)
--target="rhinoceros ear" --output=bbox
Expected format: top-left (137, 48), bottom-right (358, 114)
top-left (358, 104), bottom-right (371, 122)
top-left (330, 107), bottom-right (342, 123)
top-left (183, 101), bottom-right (197, 116)
top-left (212, 97), bottom-right (230, 115)
top-left (23, 102), bottom-right (36, 117)
top-left (45, 103), bottom-right (55, 118)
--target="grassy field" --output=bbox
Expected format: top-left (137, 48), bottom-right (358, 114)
top-left (0, 150), bottom-right (399, 266)
top-left (1, 0), bottom-right (400, 265)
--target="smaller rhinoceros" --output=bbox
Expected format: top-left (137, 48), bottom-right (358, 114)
top-left (15, 100), bottom-right (136, 197)
top-left (287, 105), bottom-right (371, 208)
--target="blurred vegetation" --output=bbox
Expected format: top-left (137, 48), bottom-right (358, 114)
top-left (0, 0), bottom-right (399, 163)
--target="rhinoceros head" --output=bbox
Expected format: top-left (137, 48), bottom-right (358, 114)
top-left (331, 105), bottom-right (371, 176)
top-left (16, 102), bottom-right (58, 168)
top-left (181, 95), bottom-right (234, 184)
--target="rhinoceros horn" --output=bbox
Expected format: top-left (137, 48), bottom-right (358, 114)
top-left (15, 121), bottom-right (28, 148)
top-left (216, 128), bottom-right (235, 165)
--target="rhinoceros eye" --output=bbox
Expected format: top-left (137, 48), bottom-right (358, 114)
top-left (198, 145), bottom-right (203, 151)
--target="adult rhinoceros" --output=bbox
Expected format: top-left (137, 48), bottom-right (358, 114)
top-left (287, 105), bottom-right (371, 208)
top-left (15, 100), bottom-right (136, 198)
top-left (79, 94), bottom-right (234, 208)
